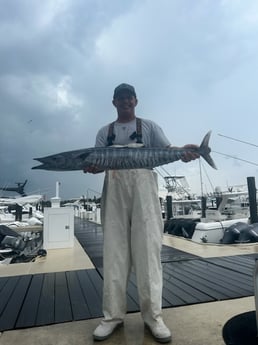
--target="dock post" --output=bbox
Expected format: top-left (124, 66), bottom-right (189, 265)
top-left (15, 204), bottom-right (23, 221)
top-left (166, 195), bottom-right (173, 220)
top-left (201, 196), bottom-right (206, 218)
top-left (247, 176), bottom-right (258, 224)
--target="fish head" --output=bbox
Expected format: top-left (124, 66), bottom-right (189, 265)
top-left (32, 152), bottom-right (68, 171)
top-left (32, 148), bottom-right (93, 171)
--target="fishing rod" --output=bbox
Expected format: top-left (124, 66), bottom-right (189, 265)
top-left (217, 133), bottom-right (258, 166)
top-left (218, 134), bottom-right (258, 148)
top-left (212, 151), bottom-right (258, 167)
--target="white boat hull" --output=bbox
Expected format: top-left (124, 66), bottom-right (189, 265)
top-left (192, 218), bottom-right (249, 243)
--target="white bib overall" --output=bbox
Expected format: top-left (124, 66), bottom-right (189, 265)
top-left (101, 168), bottom-right (164, 325)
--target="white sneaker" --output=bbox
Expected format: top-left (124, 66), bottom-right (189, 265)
top-left (93, 320), bottom-right (124, 341)
top-left (145, 319), bottom-right (172, 343)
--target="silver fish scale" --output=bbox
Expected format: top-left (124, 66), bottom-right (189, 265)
top-left (83, 147), bottom-right (182, 170)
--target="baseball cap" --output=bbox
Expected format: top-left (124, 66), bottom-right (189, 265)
top-left (113, 83), bottom-right (137, 99)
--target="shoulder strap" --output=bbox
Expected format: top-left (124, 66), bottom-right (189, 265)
top-left (107, 121), bottom-right (116, 146)
top-left (107, 118), bottom-right (143, 145)
top-left (129, 117), bottom-right (143, 143)
top-left (136, 117), bottom-right (143, 143)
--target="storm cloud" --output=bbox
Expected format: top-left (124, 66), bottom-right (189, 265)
top-left (1, 0), bottom-right (258, 199)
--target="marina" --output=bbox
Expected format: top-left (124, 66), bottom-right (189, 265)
top-left (1, 177), bottom-right (258, 344)
top-left (1, 215), bottom-right (258, 344)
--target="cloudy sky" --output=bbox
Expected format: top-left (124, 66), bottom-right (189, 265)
top-left (1, 0), bottom-right (258, 200)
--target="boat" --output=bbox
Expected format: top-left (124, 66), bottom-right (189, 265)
top-left (0, 179), bottom-right (28, 196)
top-left (0, 206), bottom-right (15, 223)
top-left (159, 175), bottom-right (202, 219)
top-left (191, 187), bottom-right (252, 243)
top-left (163, 180), bottom-right (258, 244)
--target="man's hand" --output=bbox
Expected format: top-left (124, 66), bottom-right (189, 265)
top-left (83, 166), bottom-right (104, 174)
top-left (180, 144), bottom-right (200, 162)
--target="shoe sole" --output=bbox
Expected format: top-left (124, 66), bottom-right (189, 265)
top-left (93, 322), bottom-right (124, 341)
top-left (145, 323), bottom-right (172, 343)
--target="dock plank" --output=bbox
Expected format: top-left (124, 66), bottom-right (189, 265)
top-left (163, 269), bottom-right (214, 304)
top-left (182, 260), bottom-right (253, 294)
top-left (66, 270), bottom-right (91, 320)
top-left (205, 255), bottom-right (256, 275)
top-left (16, 274), bottom-right (44, 328)
top-left (163, 261), bottom-right (246, 300)
top-left (0, 275), bottom-right (31, 330)
top-left (36, 273), bottom-right (55, 326)
top-left (0, 276), bottom-right (20, 316)
top-left (76, 269), bottom-right (103, 318)
top-left (55, 272), bottom-right (73, 323)
top-left (0, 276), bottom-right (8, 291)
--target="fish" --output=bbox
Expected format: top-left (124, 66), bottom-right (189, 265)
top-left (32, 131), bottom-right (217, 171)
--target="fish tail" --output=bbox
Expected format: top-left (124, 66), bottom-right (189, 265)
top-left (199, 131), bottom-right (217, 169)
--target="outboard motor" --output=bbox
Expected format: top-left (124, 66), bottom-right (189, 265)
top-left (0, 225), bottom-right (26, 254)
top-left (238, 223), bottom-right (258, 243)
top-left (0, 225), bottom-right (20, 242)
top-left (221, 222), bottom-right (252, 244)
top-left (0, 224), bottom-right (44, 263)
top-left (164, 218), bottom-right (198, 239)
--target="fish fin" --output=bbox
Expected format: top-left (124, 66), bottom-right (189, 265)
top-left (199, 131), bottom-right (217, 169)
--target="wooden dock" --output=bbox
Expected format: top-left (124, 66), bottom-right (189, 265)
top-left (0, 218), bottom-right (256, 331)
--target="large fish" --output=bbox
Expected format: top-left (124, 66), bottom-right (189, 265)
top-left (32, 131), bottom-right (217, 171)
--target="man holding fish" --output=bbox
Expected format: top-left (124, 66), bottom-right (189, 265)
top-left (84, 83), bottom-right (200, 343)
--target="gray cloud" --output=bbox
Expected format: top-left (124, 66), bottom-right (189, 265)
top-left (1, 0), bottom-right (258, 199)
